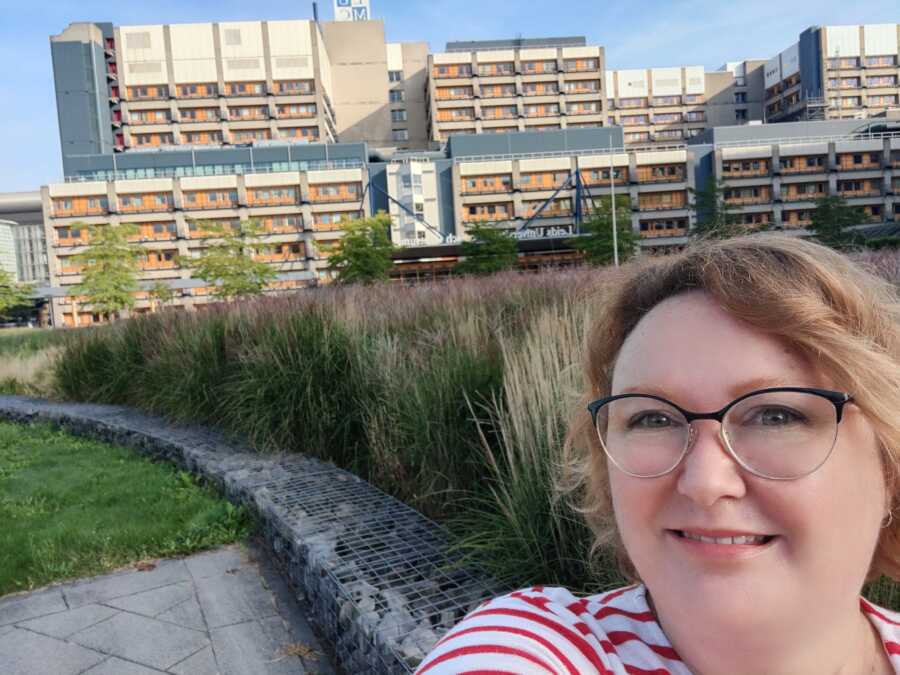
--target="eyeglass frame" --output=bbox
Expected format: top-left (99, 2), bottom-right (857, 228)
top-left (587, 386), bottom-right (854, 480)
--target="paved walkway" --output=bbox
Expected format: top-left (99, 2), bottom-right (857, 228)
top-left (0, 543), bottom-right (337, 675)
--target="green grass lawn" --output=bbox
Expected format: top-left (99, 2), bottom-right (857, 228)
top-left (0, 421), bottom-right (252, 596)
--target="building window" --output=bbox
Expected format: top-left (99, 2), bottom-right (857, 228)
top-left (734, 92), bottom-right (747, 104)
top-left (391, 109), bottom-right (407, 122)
top-left (389, 89), bottom-right (405, 103)
top-left (392, 129), bottom-right (409, 141)
top-left (735, 109), bottom-right (748, 121)
top-left (389, 70), bottom-right (403, 82)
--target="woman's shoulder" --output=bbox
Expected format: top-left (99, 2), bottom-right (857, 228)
top-left (414, 584), bottom-right (689, 674)
top-left (861, 597), bottom-right (900, 669)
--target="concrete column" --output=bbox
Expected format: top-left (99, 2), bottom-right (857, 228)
top-left (511, 160), bottom-right (524, 220)
top-left (236, 174), bottom-right (248, 210)
top-left (773, 203), bottom-right (784, 229)
top-left (162, 25), bottom-right (176, 100)
top-left (261, 21), bottom-right (274, 94)
top-left (827, 141), bottom-right (838, 172)
top-left (212, 23), bottom-right (226, 97)
top-left (452, 165), bottom-right (470, 237)
top-left (173, 178), bottom-right (185, 211)
top-left (107, 182), bottom-right (118, 215)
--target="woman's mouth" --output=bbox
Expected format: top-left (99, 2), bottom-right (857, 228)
top-left (671, 530), bottom-right (776, 546)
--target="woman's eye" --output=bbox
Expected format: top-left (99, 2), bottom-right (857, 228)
top-left (752, 407), bottom-right (804, 426)
top-left (628, 412), bottom-right (673, 429)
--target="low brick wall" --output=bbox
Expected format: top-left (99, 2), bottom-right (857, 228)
top-left (0, 396), bottom-right (508, 674)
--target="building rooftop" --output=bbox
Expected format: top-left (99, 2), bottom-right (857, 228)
top-left (444, 36), bottom-right (586, 52)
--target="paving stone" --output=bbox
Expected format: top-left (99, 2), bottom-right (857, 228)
top-left (156, 596), bottom-right (207, 631)
top-left (63, 559), bottom-right (191, 609)
top-left (17, 604), bottom-right (119, 639)
top-left (211, 616), bottom-right (305, 675)
top-left (82, 656), bottom-right (166, 675)
top-left (71, 611), bottom-right (209, 671)
top-left (186, 545), bottom-right (249, 580)
top-left (104, 580), bottom-right (193, 617)
top-left (195, 569), bottom-right (278, 628)
top-left (169, 645), bottom-right (220, 675)
top-left (0, 627), bottom-right (106, 675)
top-left (0, 587), bottom-right (67, 627)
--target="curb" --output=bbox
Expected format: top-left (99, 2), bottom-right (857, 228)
top-left (0, 396), bottom-right (508, 674)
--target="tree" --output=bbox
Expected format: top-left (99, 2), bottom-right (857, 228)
top-left (690, 176), bottom-right (744, 239)
top-left (567, 195), bottom-right (637, 266)
top-left (325, 212), bottom-right (396, 285)
top-left (186, 219), bottom-right (278, 300)
top-left (72, 223), bottom-right (140, 321)
top-left (0, 268), bottom-right (34, 321)
top-left (455, 222), bottom-right (519, 275)
top-left (149, 280), bottom-right (177, 312)
top-left (809, 195), bottom-right (866, 250)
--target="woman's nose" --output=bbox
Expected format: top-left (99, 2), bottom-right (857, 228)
top-left (675, 420), bottom-right (748, 507)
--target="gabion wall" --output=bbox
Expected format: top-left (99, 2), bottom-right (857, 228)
top-left (0, 396), bottom-right (509, 674)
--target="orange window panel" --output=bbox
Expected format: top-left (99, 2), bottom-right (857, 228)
top-left (52, 196), bottom-right (108, 217)
top-left (461, 175), bottom-right (513, 194)
top-left (225, 81), bottom-right (266, 96)
top-left (580, 168), bottom-right (628, 185)
top-left (309, 183), bottom-right (362, 202)
top-left (273, 80), bottom-right (314, 94)
top-left (312, 212), bottom-right (361, 231)
top-left (247, 188), bottom-right (299, 206)
top-left (180, 108), bottom-right (220, 122)
top-left (635, 165), bottom-right (686, 183)
top-left (463, 203), bottom-right (512, 222)
top-left (126, 85), bottom-right (168, 100)
top-left (433, 64), bottom-right (473, 78)
top-left (261, 216), bottom-right (303, 233)
top-left (837, 152), bottom-right (881, 170)
top-left (638, 191), bottom-right (687, 210)
top-left (176, 83), bottom-right (217, 98)
top-left (519, 171), bottom-right (570, 191)
top-left (182, 190), bottom-right (239, 210)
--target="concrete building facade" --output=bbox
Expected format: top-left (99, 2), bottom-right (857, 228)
top-left (50, 18), bottom-right (430, 175)
top-left (426, 38), bottom-right (608, 143)
top-left (0, 192), bottom-right (49, 284)
top-left (765, 23), bottom-right (900, 122)
top-left (604, 61), bottom-right (767, 144)
top-left (41, 143), bottom-right (370, 327)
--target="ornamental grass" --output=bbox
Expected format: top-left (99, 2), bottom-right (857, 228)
top-left (51, 252), bottom-right (900, 601)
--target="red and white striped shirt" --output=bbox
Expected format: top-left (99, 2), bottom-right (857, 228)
top-left (415, 585), bottom-right (900, 674)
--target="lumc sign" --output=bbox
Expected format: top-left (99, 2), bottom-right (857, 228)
top-left (333, 0), bottom-right (371, 21)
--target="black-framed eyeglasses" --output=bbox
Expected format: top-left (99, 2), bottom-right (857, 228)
top-left (587, 387), bottom-right (853, 480)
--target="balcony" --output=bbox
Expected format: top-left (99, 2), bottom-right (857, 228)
top-left (638, 196), bottom-right (687, 211)
top-left (462, 207), bottom-right (513, 223)
top-left (836, 154), bottom-right (882, 171)
top-left (482, 110), bottom-right (517, 120)
top-left (309, 184), bottom-right (362, 203)
top-left (524, 206), bottom-right (572, 219)
top-left (779, 160), bottom-right (827, 175)
top-left (52, 203), bottom-right (108, 218)
top-left (118, 198), bottom-right (174, 214)
top-left (839, 189), bottom-right (882, 198)
top-left (722, 166), bottom-right (770, 178)
top-left (435, 90), bottom-right (474, 101)
top-left (461, 178), bottom-right (513, 195)
top-left (636, 167), bottom-right (686, 184)
top-left (782, 191), bottom-right (826, 202)
top-left (725, 196), bottom-right (771, 206)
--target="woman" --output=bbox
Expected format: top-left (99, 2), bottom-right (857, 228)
top-left (416, 235), bottom-right (900, 674)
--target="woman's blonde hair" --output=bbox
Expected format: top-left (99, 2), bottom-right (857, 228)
top-left (562, 234), bottom-right (900, 583)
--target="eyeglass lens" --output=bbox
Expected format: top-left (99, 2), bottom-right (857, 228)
top-left (595, 391), bottom-right (839, 478)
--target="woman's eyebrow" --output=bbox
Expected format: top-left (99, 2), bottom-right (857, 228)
top-left (614, 378), bottom-right (800, 402)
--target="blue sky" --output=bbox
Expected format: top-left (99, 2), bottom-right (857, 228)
top-left (1, 0), bottom-right (897, 192)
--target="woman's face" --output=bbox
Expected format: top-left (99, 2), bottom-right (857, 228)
top-left (608, 291), bottom-right (887, 629)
